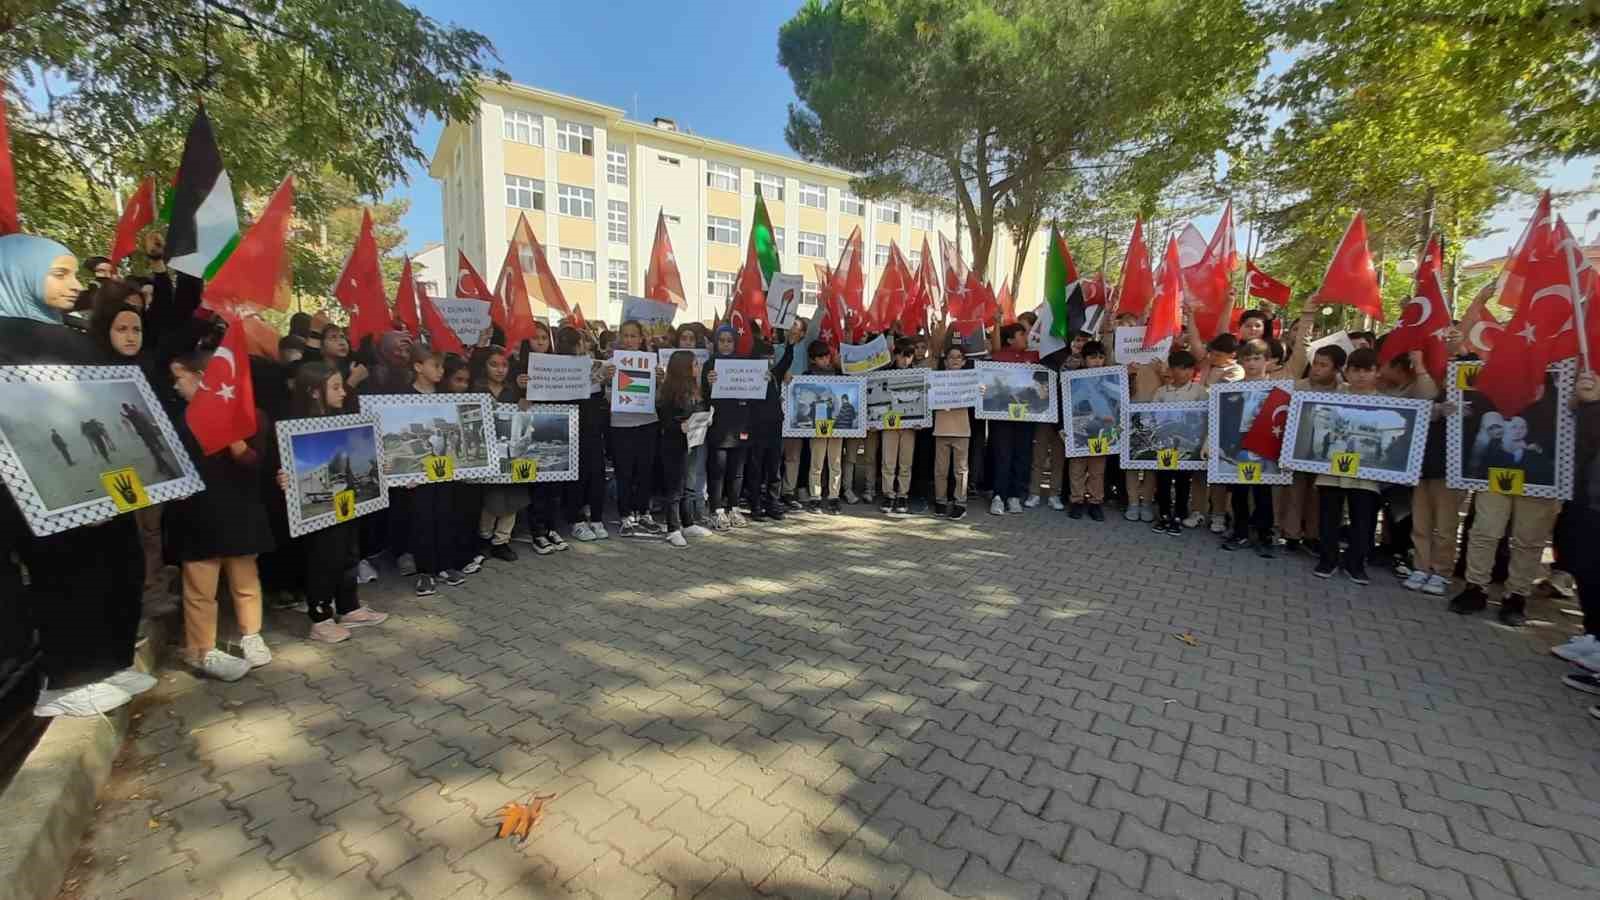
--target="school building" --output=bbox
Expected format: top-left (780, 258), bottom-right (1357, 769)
top-left (429, 80), bottom-right (1051, 326)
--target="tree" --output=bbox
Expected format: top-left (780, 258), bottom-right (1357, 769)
top-left (779, 0), bottom-right (1264, 282)
top-left (1, 0), bottom-right (501, 258)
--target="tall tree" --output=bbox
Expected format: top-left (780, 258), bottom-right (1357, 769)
top-left (779, 0), bottom-right (1263, 281)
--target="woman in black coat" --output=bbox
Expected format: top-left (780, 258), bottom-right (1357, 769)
top-left (0, 235), bottom-right (151, 718)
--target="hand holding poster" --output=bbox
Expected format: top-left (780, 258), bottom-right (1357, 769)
top-left (840, 335), bottom-right (891, 374)
top-left (658, 348), bottom-right (710, 370)
top-left (927, 368), bottom-right (981, 410)
top-left (610, 350), bottom-right (657, 413)
top-left (1307, 330), bottom-right (1356, 359)
top-left (710, 358), bottom-right (769, 399)
top-left (434, 299), bottom-right (492, 343)
top-left (1115, 326), bottom-right (1171, 365)
top-left (766, 273), bottom-right (803, 332)
top-left (526, 353), bottom-right (593, 401)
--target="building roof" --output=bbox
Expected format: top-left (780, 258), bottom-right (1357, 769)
top-left (1461, 241), bottom-right (1600, 275)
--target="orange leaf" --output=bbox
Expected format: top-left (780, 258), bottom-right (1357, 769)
top-left (494, 793), bottom-right (556, 844)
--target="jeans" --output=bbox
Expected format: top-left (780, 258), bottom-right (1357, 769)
top-left (746, 428), bottom-right (783, 511)
top-left (659, 442), bottom-right (690, 531)
top-left (708, 445), bottom-right (748, 512)
top-left (610, 424), bottom-right (658, 519)
top-left (685, 444), bottom-right (709, 525)
top-left (1318, 486), bottom-right (1378, 572)
top-left (1230, 483), bottom-right (1274, 540)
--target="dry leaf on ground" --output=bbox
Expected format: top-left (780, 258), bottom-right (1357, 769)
top-left (495, 793), bottom-right (556, 844)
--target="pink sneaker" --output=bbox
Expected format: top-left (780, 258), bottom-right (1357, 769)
top-left (337, 607), bottom-right (389, 628)
top-left (309, 620), bottom-right (352, 643)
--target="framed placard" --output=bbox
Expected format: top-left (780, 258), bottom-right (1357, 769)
top-left (974, 361), bottom-right (1058, 423)
top-left (1208, 380), bottom-right (1295, 485)
top-left (475, 403), bottom-right (579, 484)
top-left (275, 413), bottom-right (389, 537)
top-left (0, 365), bottom-right (204, 536)
top-left (1061, 367), bottom-right (1125, 457)
top-left (1281, 391), bottom-right (1430, 486)
top-left (1444, 360), bottom-right (1575, 499)
top-left (782, 376), bottom-right (867, 438)
top-left (358, 393), bottom-right (498, 487)
top-left (864, 369), bottom-right (930, 430)
top-left (1120, 401), bottom-right (1208, 471)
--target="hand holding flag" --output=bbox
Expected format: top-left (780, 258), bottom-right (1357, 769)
top-left (185, 313), bottom-right (258, 456)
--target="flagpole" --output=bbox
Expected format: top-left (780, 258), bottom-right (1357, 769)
top-left (1565, 236), bottom-right (1593, 373)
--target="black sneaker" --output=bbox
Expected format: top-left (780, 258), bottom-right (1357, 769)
top-left (1563, 672), bottom-right (1600, 695)
top-left (532, 535), bottom-right (556, 555)
top-left (1281, 538), bottom-right (1302, 554)
top-left (933, 501), bottom-right (949, 516)
top-left (1086, 504), bottom-right (1104, 522)
top-left (618, 518), bottom-right (638, 537)
top-left (894, 498), bottom-right (909, 515)
top-left (1344, 567), bottom-right (1371, 586)
top-left (1150, 517), bottom-right (1169, 534)
top-left (807, 500), bottom-right (823, 514)
top-left (1313, 562), bottom-right (1337, 579)
top-left (1256, 541), bottom-right (1276, 560)
top-left (490, 544), bottom-right (518, 562)
top-left (441, 569), bottom-right (467, 586)
top-left (950, 504), bottom-right (967, 520)
top-left (879, 495), bottom-right (893, 512)
top-left (827, 499), bottom-right (842, 515)
top-left (1450, 584), bottom-right (1488, 614)
top-left (766, 505), bottom-right (786, 521)
top-left (1498, 593), bottom-right (1528, 627)
top-left (1166, 519), bottom-right (1185, 536)
top-left (546, 530), bottom-right (569, 551)
top-left (784, 495), bottom-right (803, 512)
top-left (1068, 503), bottom-right (1084, 520)
top-left (414, 574), bottom-right (437, 597)
top-left (1222, 536), bottom-right (1251, 551)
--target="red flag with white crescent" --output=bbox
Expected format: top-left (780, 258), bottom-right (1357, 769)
top-left (1377, 233), bottom-right (1452, 382)
top-left (185, 312), bottom-right (258, 456)
top-left (1239, 387), bottom-right (1292, 460)
top-left (455, 251), bottom-right (493, 300)
top-left (1246, 260), bottom-right (1292, 305)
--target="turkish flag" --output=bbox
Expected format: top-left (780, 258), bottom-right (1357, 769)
top-left (334, 209), bottom-right (393, 346)
top-left (511, 214), bottom-right (573, 320)
top-left (1544, 217), bottom-right (1600, 366)
top-left (1083, 271), bottom-right (1108, 307)
top-left (418, 295), bottom-right (466, 355)
top-left (1496, 190), bottom-right (1554, 312)
top-left (815, 263), bottom-right (847, 350)
top-left (643, 208), bottom-right (687, 307)
top-left (731, 250), bottom-right (768, 356)
top-left (454, 251), bottom-right (493, 300)
top-left (185, 312), bottom-right (258, 456)
top-left (834, 228), bottom-right (869, 341)
top-left (1239, 387), bottom-right (1293, 460)
top-left (1314, 211), bottom-right (1384, 320)
top-left (493, 223), bottom-right (539, 350)
top-left (394, 257), bottom-right (422, 335)
top-left (204, 176), bottom-right (294, 313)
top-left (1246, 260), bottom-right (1292, 305)
top-left (870, 243), bottom-right (910, 331)
top-left (1183, 202), bottom-right (1237, 341)
top-left (0, 92), bottom-right (17, 235)
top-left (1145, 238), bottom-right (1183, 348)
top-left (1377, 233), bottom-right (1451, 382)
top-left (939, 231), bottom-right (968, 311)
top-left (1476, 243), bottom-right (1577, 416)
top-left (915, 235), bottom-right (940, 303)
top-left (1460, 292), bottom-right (1503, 359)
top-left (1116, 218), bottom-right (1155, 318)
top-left (997, 278), bottom-right (1015, 325)
top-left (109, 177), bottom-right (156, 266)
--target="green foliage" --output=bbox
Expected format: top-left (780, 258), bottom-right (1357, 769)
top-left (779, 0), bottom-right (1264, 281)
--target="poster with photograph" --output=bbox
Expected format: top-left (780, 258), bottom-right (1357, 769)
top-left (476, 403), bottom-right (579, 484)
top-left (1061, 367), bottom-right (1125, 457)
top-left (1445, 360), bottom-right (1575, 499)
top-left (610, 350), bottom-right (657, 414)
top-left (710, 358), bottom-right (769, 400)
top-left (841, 336), bottom-right (891, 375)
top-left (1207, 380), bottom-right (1295, 485)
top-left (1114, 327), bottom-right (1171, 365)
top-left (766, 273), bottom-right (803, 333)
top-left (864, 369), bottom-right (930, 430)
top-left (1120, 401), bottom-right (1208, 471)
top-left (782, 376), bottom-right (867, 438)
top-left (658, 348), bottom-right (710, 371)
top-left (275, 413), bottom-right (389, 537)
top-left (526, 352), bottom-right (594, 401)
top-left (0, 365), bottom-right (204, 536)
top-left (359, 393), bottom-right (498, 486)
top-left (622, 295), bottom-right (677, 342)
top-left (1281, 391), bottom-right (1430, 485)
top-left (974, 361), bottom-right (1058, 423)
top-left (1307, 331), bottom-right (1356, 360)
top-left (927, 369), bottom-right (981, 410)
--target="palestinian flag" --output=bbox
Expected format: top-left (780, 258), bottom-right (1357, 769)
top-left (1043, 224), bottom-right (1082, 338)
top-left (617, 369), bottom-right (652, 394)
top-left (751, 191), bottom-right (780, 286)
top-left (165, 107), bottom-right (240, 280)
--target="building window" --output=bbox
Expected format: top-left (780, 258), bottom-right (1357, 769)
top-left (606, 146), bottom-right (628, 185)
top-left (773, 227), bottom-right (785, 252)
top-left (707, 270), bottom-right (736, 301)
top-left (837, 235), bottom-right (850, 257)
top-left (607, 200), bottom-right (628, 244)
top-left (799, 182), bottom-right (826, 209)
top-left (505, 175), bottom-right (544, 211)
top-left (502, 110), bottom-right (543, 146)
top-left (557, 184), bottom-right (595, 219)
top-left (840, 192), bottom-right (865, 217)
top-left (874, 243), bottom-right (890, 268)
top-left (877, 201), bottom-right (901, 225)
top-left (801, 280), bottom-right (819, 306)
top-left (706, 161), bottom-right (740, 192)
top-left (911, 208), bottom-right (933, 230)
top-left (559, 248), bottom-right (597, 281)
top-left (608, 259), bottom-right (629, 301)
top-left (753, 172), bottom-right (785, 202)
top-left (658, 154), bottom-right (681, 166)
top-left (706, 215), bottom-right (739, 245)
top-left (798, 231), bottom-right (826, 258)
top-left (556, 121), bottom-right (594, 156)
top-left (909, 248), bottom-right (922, 269)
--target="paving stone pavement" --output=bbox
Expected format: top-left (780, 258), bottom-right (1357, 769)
top-left (61, 505), bottom-right (1600, 900)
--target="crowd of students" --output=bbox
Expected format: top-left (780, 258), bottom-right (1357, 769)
top-left (3, 231), bottom-right (1598, 724)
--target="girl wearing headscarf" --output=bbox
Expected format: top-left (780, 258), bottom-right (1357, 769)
top-left (0, 235), bottom-right (152, 717)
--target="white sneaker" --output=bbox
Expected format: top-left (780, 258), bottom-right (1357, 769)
top-left (1139, 505), bottom-right (1155, 522)
top-left (592, 522), bottom-right (609, 540)
top-left (1209, 514), bottom-right (1227, 534)
top-left (103, 668), bottom-right (158, 696)
top-left (239, 634), bottom-right (272, 668)
top-left (989, 496), bottom-right (1006, 516)
top-left (462, 554), bottom-right (485, 574)
top-left (1048, 496), bottom-right (1065, 511)
top-left (713, 509), bottom-right (731, 531)
top-left (35, 681), bottom-right (132, 717)
top-left (844, 488), bottom-right (860, 504)
top-left (666, 530), bottom-right (687, 548)
top-left (1123, 503), bottom-right (1141, 521)
top-left (573, 521), bottom-right (598, 542)
top-left (355, 559), bottom-right (378, 584)
top-left (397, 553), bottom-right (417, 577)
top-left (1024, 495), bottom-right (1042, 509)
top-left (195, 649), bottom-right (251, 682)
top-left (1182, 512), bottom-right (1206, 529)
top-left (1403, 570), bottom-right (1429, 592)
top-left (1006, 497), bottom-right (1024, 513)
top-left (1422, 574), bottom-right (1449, 596)
top-left (683, 524), bottom-right (713, 538)
top-left (729, 509), bottom-right (748, 527)
top-left (1552, 634), bottom-right (1600, 665)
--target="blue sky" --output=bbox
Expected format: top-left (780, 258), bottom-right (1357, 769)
top-left (390, 1), bottom-right (1597, 264)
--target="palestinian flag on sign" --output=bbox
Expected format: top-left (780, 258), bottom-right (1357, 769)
top-left (165, 107), bottom-right (240, 280)
top-left (617, 370), bottom-right (652, 393)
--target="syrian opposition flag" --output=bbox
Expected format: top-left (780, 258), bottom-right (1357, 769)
top-left (165, 107), bottom-right (240, 280)
top-left (1378, 233), bottom-right (1452, 382)
top-left (203, 176), bottom-right (293, 312)
top-left (454, 251), bottom-right (493, 300)
top-left (109, 177), bottom-right (156, 266)
top-left (751, 192), bottom-right (781, 286)
top-left (0, 91), bottom-right (17, 235)
top-left (1246, 260), bottom-right (1291, 306)
top-left (644, 208), bottom-right (687, 306)
top-left (186, 312), bottom-right (257, 456)
top-left (334, 209), bottom-right (393, 346)
top-left (1043, 224), bottom-right (1080, 338)
top-left (1314, 211), bottom-right (1384, 321)
top-left (1116, 218), bottom-right (1155, 319)
top-left (1239, 387), bottom-right (1293, 460)
top-left (1144, 237), bottom-right (1183, 349)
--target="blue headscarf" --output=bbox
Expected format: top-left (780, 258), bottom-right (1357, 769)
top-left (0, 234), bottom-right (73, 325)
